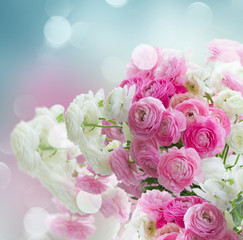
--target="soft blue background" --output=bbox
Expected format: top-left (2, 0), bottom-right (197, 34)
top-left (1, 0), bottom-right (243, 239)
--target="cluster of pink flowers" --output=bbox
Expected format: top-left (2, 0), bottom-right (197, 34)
top-left (11, 40), bottom-right (243, 240)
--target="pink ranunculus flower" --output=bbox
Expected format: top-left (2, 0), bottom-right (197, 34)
top-left (75, 175), bottom-right (108, 194)
top-left (156, 109), bottom-right (186, 146)
top-left (110, 147), bottom-right (137, 185)
top-left (158, 147), bottom-right (204, 194)
top-left (209, 107), bottom-right (231, 137)
top-left (170, 92), bottom-right (195, 109)
top-left (128, 97), bottom-right (165, 140)
top-left (138, 190), bottom-right (172, 224)
top-left (164, 196), bottom-right (206, 228)
top-left (221, 229), bottom-right (242, 240)
top-left (183, 229), bottom-right (205, 239)
top-left (175, 99), bottom-right (209, 127)
top-left (130, 138), bottom-right (159, 177)
top-left (184, 202), bottom-right (227, 240)
top-left (118, 181), bottom-right (143, 199)
top-left (155, 223), bottom-right (180, 239)
top-left (182, 117), bottom-right (226, 158)
top-left (221, 72), bottom-right (243, 95)
top-left (155, 56), bottom-right (187, 87)
top-left (133, 79), bottom-right (175, 108)
top-left (48, 214), bottom-right (95, 240)
top-left (101, 120), bottom-right (126, 144)
top-left (206, 39), bottom-right (243, 65)
top-left (100, 188), bottom-right (131, 222)
top-left (156, 232), bottom-right (179, 240)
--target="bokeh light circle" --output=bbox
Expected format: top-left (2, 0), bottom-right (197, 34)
top-left (23, 207), bottom-right (49, 236)
top-left (76, 190), bottom-right (102, 214)
top-left (44, 16), bottom-right (71, 46)
top-left (45, 0), bottom-right (73, 17)
top-left (70, 21), bottom-right (89, 49)
top-left (149, 19), bottom-right (175, 47)
top-left (0, 162), bottom-right (11, 192)
top-left (131, 44), bottom-right (158, 70)
top-left (101, 56), bottom-right (126, 83)
top-left (105, 0), bottom-right (128, 8)
top-left (187, 2), bottom-right (213, 30)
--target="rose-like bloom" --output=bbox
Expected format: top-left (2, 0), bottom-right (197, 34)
top-left (175, 99), bottom-right (209, 127)
top-left (100, 188), bottom-right (131, 222)
top-left (182, 117), bottom-right (226, 158)
top-left (75, 175), bottom-right (108, 194)
top-left (110, 147), bottom-right (137, 185)
top-left (155, 109), bottom-right (186, 146)
top-left (164, 196), bottom-right (205, 228)
top-left (215, 89), bottom-right (243, 119)
top-left (128, 97), bottom-right (165, 140)
top-left (118, 182), bottom-right (143, 199)
top-left (209, 107), bottom-right (231, 137)
top-left (155, 223), bottom-right (180, 239)
top-left (130, 138), bottom-right (159, 177)
top-left (133, 79), bottom-right (175, 108)
top-left (226, 121), bottom-right (243, 154)
top-left (158, 147), bottom-right (204, 194)
top-left (183, 229), bottom-right (205, 239)
top-left (48, 214), bottom-right (95, 240)
top-left (155, 56), bottom-right (187, 86)
top-left (156, 232), bottom-right (179, 240)
top-left (184, 202), bottom-right (227, 239)
top-left (221, 229), bottom-right (242, 240)
top-left (169, 92), bottom-right (195, 109)
top-left (206, 39), bottom-right (243, 65)
top-left (138, 190), bottom-right (172, 224)
top-left (101, 120), bottom-right (126, 144)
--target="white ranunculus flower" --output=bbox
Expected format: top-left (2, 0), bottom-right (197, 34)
top-left (201, 157), bottom-right (226, 180)
top-left (214, 89), bottom-right (243, 119)
top-left (103, 85), bottom-right (135, 122)
top-left (106, 140), bottom-right (121, 152)
top-left (227, 122), bottom-right (243, 154)
top-left (232, 166), bottom-right (243, 192)
top-left (194, 179), bottom-right (238, 211)
top-left (224, 210), bottom-right (235, 229)
top-left (210, 61), bottom-right (243, 92)
top-left (11, 122), bottom-right (42, 177)
top-left (122, 122), bottom-right (134, 141)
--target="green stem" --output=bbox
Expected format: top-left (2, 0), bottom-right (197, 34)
top-left (230, 200), bottom-right (243, 213)
top-left (205, 92), bottom-right (214, 104)
top-left (83, 123), bottom-right (122, 128)
top-left (223, 144), bottom-right (229, 165)
top-left (221, 144), bottom-right (228, 159)
top-left (98, 118), bottom-right (117, 125)
top-left (105, 137), bottom-right (113, 141)
top-left (232, 154), bottom-right (241, 168)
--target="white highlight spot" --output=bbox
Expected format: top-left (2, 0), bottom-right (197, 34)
top-left (101, 56), bottom-right (126, 83)
top-left (44, 16), bottom-right (71, 47)
top-left (0, 162), bottom-right (11, 192)
top-left (24, 207), bottom-right (48, 236)
top-left (105, 0), bottom-right (128, 8)
top-left (131, 44), bottom-right (158, 70)
top-left (76, 190), bottom-right (102, 214)
top-left (149, 19), bottom-right (175, 47)
top-left (187, 2), bottom-right (213, 30)
top-left (70, 21), bottom-right (89, 49)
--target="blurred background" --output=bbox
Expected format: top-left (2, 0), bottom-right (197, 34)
top-left (1, 0), bottom-right (243, 239)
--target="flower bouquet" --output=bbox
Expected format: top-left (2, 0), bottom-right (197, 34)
top-left (11, 39), bottom-right (243, 240)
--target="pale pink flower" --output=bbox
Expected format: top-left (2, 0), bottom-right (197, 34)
top-left (183, 229), bottom-right (205, 239)
top-left (164, 196), bottom-right (205, 228)
top-left (156, 109), bottom-right (186, 146)
top-left (182, 117), bottom-right (226, 158)
top-left (155, 56), bottom-right (187, 86)
top-left (101, 120), bottom-right (126, 144)
top-left (207, 39), bottom-right (243, 65)
top-left (118, 182), bottom-right (143, 199)
top-left (110, 147), bottom-right (137, 185)
top-left (175, 99), bottom-right (209, 127)
top-left (156, 232), bottom-right (179, 240)
top-left (221, 229), bottom-right (242, 240)
top-left (75, 175), bottom-right (108, 194)
top-left (130, 138), bottom-right (159, 177)
top-left (220, 72), bottom-right (243, 95)
top-left (170, 92), bottom-right (195, 109)
top-left (100, 188), bottom-right (131, 222)
top-left (48, 214), bottom-right (95, 240)
top-left (209, 107), bottom-right (231, 137)
top-left (184, 202), bottom-right (227, 239)
top-left (138, 190), bottom-right (172, 223)
top-left (155, 223), bottom-right (180, 238)
top-left (158, 147), bottom-right (204, 194)
top-left (133, 79), bottom-right (175, 108)
top-left (128, 97), bottom-right (165, 139)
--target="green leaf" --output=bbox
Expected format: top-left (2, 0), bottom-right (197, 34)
top-left (98, 100), bottom-right (104, 107)
top-left (56, 113), bottom-right (64, 123)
